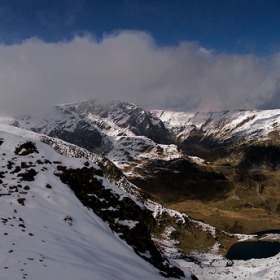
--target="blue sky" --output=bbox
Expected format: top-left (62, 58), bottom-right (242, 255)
top-left (2, 0), bottom-right (280, 55)
top-left (1, 0), bottom-right (280, 115)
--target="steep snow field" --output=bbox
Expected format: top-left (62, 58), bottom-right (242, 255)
top-left (0, 125), bottom-right (189, 279)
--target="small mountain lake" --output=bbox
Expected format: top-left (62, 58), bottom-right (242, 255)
top-left (226, 241), bottom-right (280, 260)
top-left (226, 230), bottom-right (280, 260)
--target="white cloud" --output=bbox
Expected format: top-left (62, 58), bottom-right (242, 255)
top-left (0, 30), bottom-right (278, 117)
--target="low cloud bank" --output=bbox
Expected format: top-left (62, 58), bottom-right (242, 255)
top-left (0, 30), bottom-right (279, 116)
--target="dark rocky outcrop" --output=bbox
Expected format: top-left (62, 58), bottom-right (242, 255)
top-left (49, 120), bottom-right (103, 152)
top-left (54, 164), bottom-right (185, 278)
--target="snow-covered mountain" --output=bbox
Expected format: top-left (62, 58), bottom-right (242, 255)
top-left (154, 108), bottom-right (280, 142)
top-left (153, 108), bottom-right (280, 159)
top-left (0, 124), bottom-right (191, 279)
top-left (12, 99), bottom-right (183, 178)
top-left (13, 100), bottom-right (280, 175)
top-left (10, 100), bottom-right (280, 233)
top-left (3, 99), bottom-right (280, 278)
top-left (10, 99), bottom-right (280, 223)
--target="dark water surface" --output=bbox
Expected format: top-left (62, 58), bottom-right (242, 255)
top-left (226, 241), bottom-right (280, 260)
top-left (253, 229), bottom-right (280, 236)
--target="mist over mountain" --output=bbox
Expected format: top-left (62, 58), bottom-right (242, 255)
top-left (1, 32), bottom-right (280, 118)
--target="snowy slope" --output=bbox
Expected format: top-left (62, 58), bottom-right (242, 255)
top-left (11, 101), bottom-right (280, 170)
top-left (0, 125), bottom-right (189, 280)
top-left (12, 101), bottom-right (280, 176)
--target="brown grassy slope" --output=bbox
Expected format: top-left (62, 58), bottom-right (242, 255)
top-left (129, 148), bottom-right (280, 234)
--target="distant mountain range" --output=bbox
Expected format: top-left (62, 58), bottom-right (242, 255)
top-left (11, 99), bottom-right (280, 230)
top-left (13, 99), bottom-right (280, 168)
top-left (2, 98), bottom-right (280, 278)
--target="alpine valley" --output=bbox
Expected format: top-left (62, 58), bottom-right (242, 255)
top-left (2, 99), bottom-right (280, 279)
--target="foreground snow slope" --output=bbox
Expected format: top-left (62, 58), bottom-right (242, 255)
top-left (0, 126), bottom-right (188, 280)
